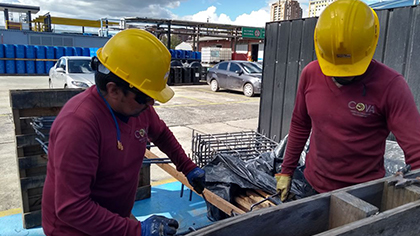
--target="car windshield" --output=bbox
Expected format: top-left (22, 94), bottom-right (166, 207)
top-left (238, 62), bottom-right (262, 74)
top-left (68, 59), bottom-right (93, 73)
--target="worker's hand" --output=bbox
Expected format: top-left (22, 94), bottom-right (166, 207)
top-left (275, 174), bottom-right (292, 202)
top-left (186, 167), bottom-right (206, 194)
top-left (141, 215), bottom-right (179, 236)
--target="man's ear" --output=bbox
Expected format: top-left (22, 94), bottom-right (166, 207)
top-left (105, 82), bottom-right (121, 99)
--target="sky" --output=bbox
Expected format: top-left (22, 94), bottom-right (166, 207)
top-left (0, 0), bottom-right (378, 29)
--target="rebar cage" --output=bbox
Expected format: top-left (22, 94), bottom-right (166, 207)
top-left (191, 130), bottom-right (279, 168)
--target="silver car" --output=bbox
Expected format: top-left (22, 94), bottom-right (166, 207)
top-left (49, 56), bottom-right (95, 88)
top-left (206, 61), bottom-right (262, 97)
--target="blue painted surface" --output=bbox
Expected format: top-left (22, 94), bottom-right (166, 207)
top-left (64, 47), bottom-right (74, 56)
top-left (55, 47), bottom-right (64, 59)
top-left (0, 44), bottom-right (4, 73)
top-left (82, 47), bottom-right (90, 56)
top-left (74, 47), bottom-right (83, 56)
top-left (25, 45), bottom-right (36, 74)
top-left (35, 46), bottom-right (46, 74)
top-left (4, 44), bottom-right (16, 74)
top-left (0, 181), bottom-right (213, 235)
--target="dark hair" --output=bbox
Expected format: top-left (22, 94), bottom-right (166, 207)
top-left (94, 71), bottom-right (131, 95)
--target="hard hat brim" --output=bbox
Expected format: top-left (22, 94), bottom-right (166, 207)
top-left (316, 50), bottom-right (374, 77)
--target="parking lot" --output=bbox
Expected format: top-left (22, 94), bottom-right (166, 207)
top-left (0, 76), bottom-right (260, 212)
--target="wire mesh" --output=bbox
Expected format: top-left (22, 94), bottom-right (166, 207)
top-left (191, 130), bottom-right (279, 168)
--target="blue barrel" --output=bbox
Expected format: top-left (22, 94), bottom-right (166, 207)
top-left (82, 47), bottom-right (90, 56)
top-left (4, 44), bottom-right (16, 74)
top-left (64, 46), bottom-right (74, 56)
top-left (186, 50), bottom-right (193, 59)
top-left (169, 49), bottom-right (176, 59)
top-left (55, 46), bottom-right (64, 58)
top-left (45, 46), bottom-right (55, 73)
top-left (25, 45), bottom-right (35, 74)
top-left (35, 45), bottom-right (46, 74)
top-left (74, 47), bottom-right (83, 56)
top-left (176, 50), bottom-right (185, 59)
top-left (89, 47), bottom-right (98, 57)
top-left (15, 44), bottom-right (25, 74)
top-left (0, 44), bottom-right (4, 74)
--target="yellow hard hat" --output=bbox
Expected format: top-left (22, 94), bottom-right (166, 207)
top-left (97, 29), bottom-right (174, 103)
top-left (314, 0), bottom-right (380, 77)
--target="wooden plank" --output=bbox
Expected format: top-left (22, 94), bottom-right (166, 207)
top-left (16, 133), bottom-right (49, 148)
top-left (144, 149), bottom-right (245, 215)
top-left (138, 163), bottom-right (150, 187)
top-left (28, 194), bottom-right (42, 212)
top-left (10, 89), bottom-right (84, 109)
top-left (329, 192), bottom-right (378, 229)
top-left (346, 182), bottom-right (384, 211)
top-left (318, 200), bottom-right (420, 236)
top-left (18, 155), bottom-right (48, 170)
top-left (135, 185), bottom-right (151, 201)
top-left (234, 195), bottom-right (252, 212)
top-left (20, 175), bottom-right (46, 191)
top-left (246, 190), bottom-right (275, 208)
top-left (26, 166), bottom-right (47, 178)
top-left (21, 145), bottom-right (45, 157)
top-left (258, 22), bottom-right (279, 138)
top-left (382, 183), bottom-right (420, 211)
top-left (188, 193), bottom-right (331, 236)
top-left (22, 210), bottom-right (42, 229)
top-left (19, 107), bottom-right (63, 118)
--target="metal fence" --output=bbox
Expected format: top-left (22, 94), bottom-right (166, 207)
top-left (258, 5), bottom-right (420, 142)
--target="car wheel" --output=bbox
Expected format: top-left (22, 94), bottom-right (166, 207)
top-left (48, 79), bottom-right (52, 88)
top-left (210, 79), bottom-right (219, 92)
top-left (243, 83), bottom-right (254, 97)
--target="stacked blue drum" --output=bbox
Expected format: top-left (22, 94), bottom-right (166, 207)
top-left (25, 45), bottom-right (36, 74)
top-left (5, 44), bottom-right (16, 74)
top-left (15, 45), bottom-right (25, 74)
top-left (0, 45), bottom-right (5, 74)
top-left (0, 44), bottom-right (100, 75)
top-left (45, 46), bottom-right (55, 73)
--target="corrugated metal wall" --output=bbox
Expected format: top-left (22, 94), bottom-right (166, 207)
top-left (258, 5), bottom-right (420, 142)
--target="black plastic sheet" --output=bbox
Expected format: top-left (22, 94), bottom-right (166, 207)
top-left (202, 135), bottom-right (407, 221)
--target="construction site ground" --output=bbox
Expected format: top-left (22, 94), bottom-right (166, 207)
top-left (0, 76), bottom-right (260, 232)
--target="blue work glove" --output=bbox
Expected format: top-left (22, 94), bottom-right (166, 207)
top-left (186, 167), bottom-right (206, 194)
top-left (141, 215), bottom-right (179, 236)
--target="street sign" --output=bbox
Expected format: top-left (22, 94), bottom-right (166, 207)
top-left (242, 27), bottom-right (265, 39)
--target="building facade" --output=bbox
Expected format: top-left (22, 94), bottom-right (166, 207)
top-left (270, 0), bottom-right (303, 21)
top-left (308, 0), bottom-right (335, 17)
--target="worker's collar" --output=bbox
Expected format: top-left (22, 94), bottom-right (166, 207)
top-left (333, 76), bottom-right (357, 85)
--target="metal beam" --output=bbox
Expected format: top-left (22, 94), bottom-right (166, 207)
top-left (32, 16), bottom-right (119, 28)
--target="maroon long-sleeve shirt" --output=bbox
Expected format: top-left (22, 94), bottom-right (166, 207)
top-left (281, 60), bottom-right (420, 193)
top-left (42, 86), bottom-right (197, 235)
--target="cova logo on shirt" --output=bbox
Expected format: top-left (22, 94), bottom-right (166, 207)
top-left (134, 129), bottom-right (148, 143)
top-left (348, 101), bottom-right (376, 118)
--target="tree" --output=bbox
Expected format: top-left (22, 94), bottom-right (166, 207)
top-left (160, 34), bottom-right (183, 49)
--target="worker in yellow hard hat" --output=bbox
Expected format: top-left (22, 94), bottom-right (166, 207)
top-left (42, 29), bottom-right (205, 236)
top-left (275, 0), bottom-right (420, 202)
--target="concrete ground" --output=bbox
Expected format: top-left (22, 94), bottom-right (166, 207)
top-left (0, 76), bottom-right (260, 212)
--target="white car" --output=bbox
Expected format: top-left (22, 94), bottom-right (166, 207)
top-left (49, 56), bottom-right (95, 88)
